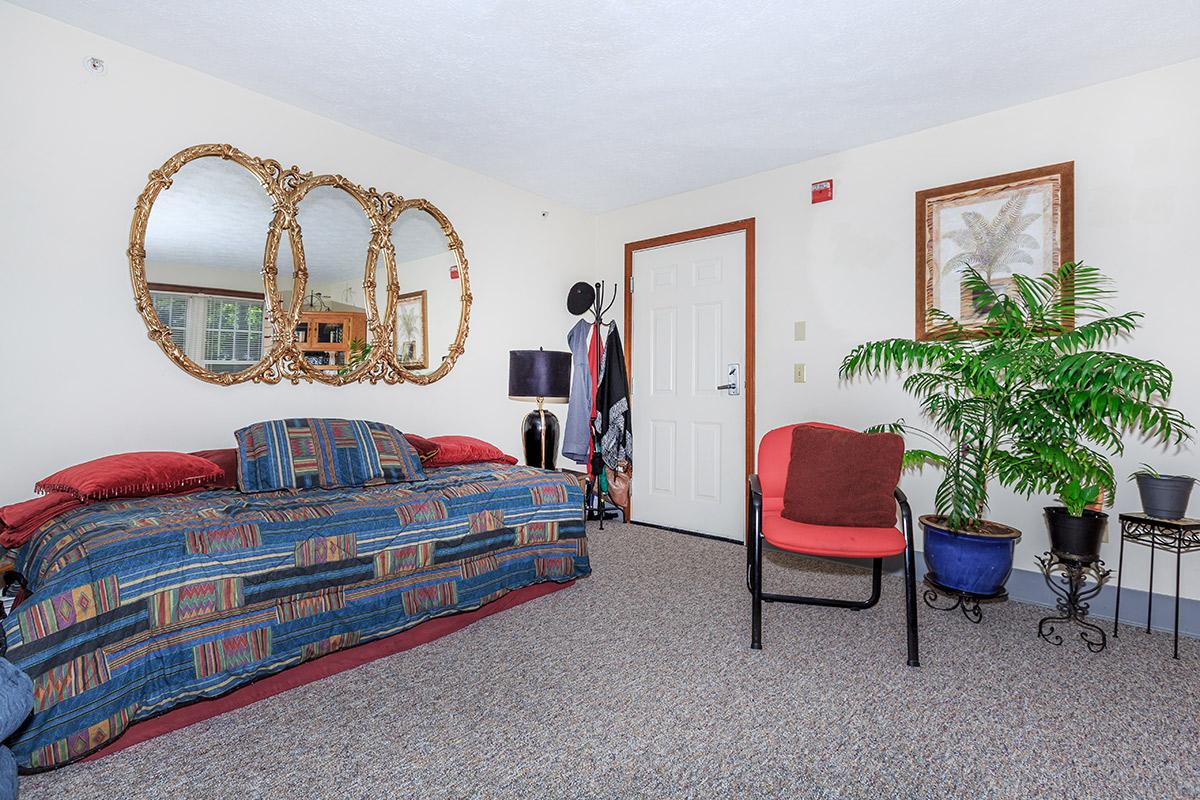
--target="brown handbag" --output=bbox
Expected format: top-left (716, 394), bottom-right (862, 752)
top-left (605, 460), bottom-right (631, 520)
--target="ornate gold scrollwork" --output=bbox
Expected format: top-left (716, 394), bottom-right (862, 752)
top-left (129, 143), bottom-right (472, 386)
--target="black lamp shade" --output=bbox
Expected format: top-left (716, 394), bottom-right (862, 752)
top-left (508, 349), bottom-right (571, 402)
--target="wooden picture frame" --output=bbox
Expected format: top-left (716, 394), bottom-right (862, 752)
top-left (915, 161), bottom-right (1074, 340)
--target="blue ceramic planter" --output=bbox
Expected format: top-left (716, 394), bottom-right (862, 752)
top-left (921, 515), bottom-right (1022, 596)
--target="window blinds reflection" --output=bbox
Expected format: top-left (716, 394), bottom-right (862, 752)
top-left (149, 290), bottom-right (265, 373)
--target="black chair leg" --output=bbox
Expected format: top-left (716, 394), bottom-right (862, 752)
top-left (861, 558), bottom-right (883, 609)
top-left (751, 528), bottom-right (763, 650)
top-left (759, 557), bottom-right (883, 609)
top-left (902, 512), bottom-right (920, 668)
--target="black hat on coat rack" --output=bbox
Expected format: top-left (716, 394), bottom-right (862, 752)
top-left (568, 280), bottom-right (616, 324)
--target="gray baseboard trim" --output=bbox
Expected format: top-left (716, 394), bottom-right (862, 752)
top-left (873, 555), bottom-right (1200, 639)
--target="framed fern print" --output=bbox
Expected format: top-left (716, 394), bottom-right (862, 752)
top-left (915, 162), bottom-right (1073, 339)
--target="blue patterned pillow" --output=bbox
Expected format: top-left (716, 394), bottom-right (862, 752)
top-left (234, 419), bottom-right (426, 493)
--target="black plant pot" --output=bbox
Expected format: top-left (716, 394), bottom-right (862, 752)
top-left (1135, 474), bottom-right (1195, 520)
top-left (1044, 507), bottom-right (1107, 563)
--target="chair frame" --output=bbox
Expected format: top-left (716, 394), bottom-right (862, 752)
top-left (747, 475), bottom-right (920, 667)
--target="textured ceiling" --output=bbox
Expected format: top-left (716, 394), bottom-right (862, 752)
top-left (146, 157), bottom-right (449, 281)
top-left (19, 0), bottom-right (1200, 211)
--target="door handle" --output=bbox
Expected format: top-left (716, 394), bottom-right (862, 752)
top-left (717, 363), bottom-right (740, 396)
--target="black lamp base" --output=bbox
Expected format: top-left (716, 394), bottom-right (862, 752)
top-left (521, 407), bottom-right (560, 470)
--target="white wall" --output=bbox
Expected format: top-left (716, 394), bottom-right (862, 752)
top-left (0, 3), bottom-right (589, 502)
top-left (147, 262), bottom-right (265, 294)
top-left (597, 58), bottom-right (1200, 598)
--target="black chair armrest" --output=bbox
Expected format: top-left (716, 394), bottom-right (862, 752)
top-left (894, 487), bottom-right (914, 537)
top-left (748, 474), bottom-right (763, 510)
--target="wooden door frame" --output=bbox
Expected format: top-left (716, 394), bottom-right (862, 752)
top-left (623, 217), bottom-right (756, 526)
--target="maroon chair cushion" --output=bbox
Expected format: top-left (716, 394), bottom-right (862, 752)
top-left (780, 425), bottom-right (903, 528)
top-left (190, 448), bottom-right (240, 490)
top-left (35, 452), bottom-right (225, 502)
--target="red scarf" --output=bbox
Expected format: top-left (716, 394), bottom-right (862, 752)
top-left (586, 322), bottom-right (604, 478)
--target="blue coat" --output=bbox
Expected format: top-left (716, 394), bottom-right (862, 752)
top-left (562, 318), bottom-right (594, 465)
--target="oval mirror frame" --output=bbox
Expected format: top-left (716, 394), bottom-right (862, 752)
top-left (268, 173), bottom-right (390, 385)
top-left (383, 198), bottom-right (472, 385)
top-left (130, 143), bottom-right (284, 384)
top-left (129, 144), bottom-right (471, 385)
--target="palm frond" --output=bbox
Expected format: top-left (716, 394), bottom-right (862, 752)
top-left (841, 261), bottom-right (1191, 525)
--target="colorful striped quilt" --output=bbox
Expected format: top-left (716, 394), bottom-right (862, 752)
top-left (1, 463), bottom-right (588, 771)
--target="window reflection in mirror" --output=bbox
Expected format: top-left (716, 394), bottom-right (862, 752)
top-left (143, 156), bottom-right (274, 374)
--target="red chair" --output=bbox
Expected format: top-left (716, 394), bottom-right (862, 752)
top-left (747, 422), bottom-right (919, 666)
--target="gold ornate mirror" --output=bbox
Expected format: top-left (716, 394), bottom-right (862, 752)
top-left (132, 144), bottom-right (282, 384)
top-left (285, 178), bottom-right (384, 384)
top-left (130, 144), bottom-right (471, 385)
top-left (386, 201), bottom-right (471, 384)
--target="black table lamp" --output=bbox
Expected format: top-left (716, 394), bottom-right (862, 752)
top-left (508, 348), bottom-right (571, 469)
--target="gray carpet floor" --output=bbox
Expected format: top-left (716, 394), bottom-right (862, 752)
top-left (21, 522), bottom-right (1200, 800)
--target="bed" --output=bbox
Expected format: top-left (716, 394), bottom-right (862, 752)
top-left (2, 462), bottom-right (589, 771)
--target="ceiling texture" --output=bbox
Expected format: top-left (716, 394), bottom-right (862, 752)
top-left (16, 0), bottom-right (1200, 211)
top-left (145, 156), bottom-right (450, 280)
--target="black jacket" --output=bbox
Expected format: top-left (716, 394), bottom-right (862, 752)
top-left (593, 324), bottom-right (631, 471)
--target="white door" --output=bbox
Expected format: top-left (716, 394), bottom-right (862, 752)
top-left (631, 231), bottom-right (746, 540)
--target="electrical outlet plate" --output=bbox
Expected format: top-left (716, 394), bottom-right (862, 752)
top-left (794, 321), bottom-right (806, 341)
top-left (794, 363), bottom-right (806, 383)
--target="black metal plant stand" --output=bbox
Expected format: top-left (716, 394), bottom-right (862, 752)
top-left (1036, 551), bottom-right (1111, 653)
top-left (922, 575), bottom-right (1007, 624)
top-left (1113, 513), bottom-right (1200, 659)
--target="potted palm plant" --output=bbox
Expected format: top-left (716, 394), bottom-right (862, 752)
top-left (841, 262), bottom-right (1191, 589)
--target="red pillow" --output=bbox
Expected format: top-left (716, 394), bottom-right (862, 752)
top-left (0, 492), bottom-right (82, 548)
top-left (190, 448), bottom-right (239, 490)
top-left (780, 426), bottom-right (903, 528)
top-left (403, 434), bottom-right (441, 464)
top-left (35, 452), bottom-right (225, 502)
top-left (427, 436), bottom-right (518, 467)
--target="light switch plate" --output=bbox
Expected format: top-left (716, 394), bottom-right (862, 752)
top-left (794, 321), bottom-right (806, 341)
top-left (794, 363), bottom-right (806, 383)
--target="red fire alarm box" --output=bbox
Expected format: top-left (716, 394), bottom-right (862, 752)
top-left (811, 179), bottom-right (833, 204)
top-left (449, 264), bottom-right (459, 280)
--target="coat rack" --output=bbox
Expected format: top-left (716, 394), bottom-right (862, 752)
top-left (590, 280), bottom-right (617, 326)
top-left (567, 280), bottom-right (621, 528)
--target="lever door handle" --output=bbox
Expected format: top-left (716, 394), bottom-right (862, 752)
top-left (719, 363), bottom-right (741, 395)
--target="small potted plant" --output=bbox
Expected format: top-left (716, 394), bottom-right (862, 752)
top-left (842, 263), bottom-right (1192, 586)
top-left (1129, 464), bottom-right (1196, 520)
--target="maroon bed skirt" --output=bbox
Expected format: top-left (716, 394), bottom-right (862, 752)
top-left (84, 579), bottom-right (574, 762)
